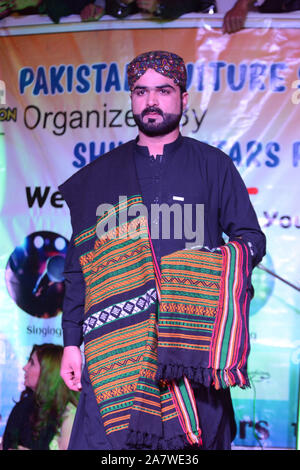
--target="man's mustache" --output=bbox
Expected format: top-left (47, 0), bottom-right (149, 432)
top-left (141, 106), bottom-right (164, 118)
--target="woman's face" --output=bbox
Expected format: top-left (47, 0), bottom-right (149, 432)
top-left (23, 351), bottom-right (41, 391)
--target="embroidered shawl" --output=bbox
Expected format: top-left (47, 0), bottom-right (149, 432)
top-left (59, 141), bottom-right (252, 450)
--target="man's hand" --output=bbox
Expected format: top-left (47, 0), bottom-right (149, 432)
top-left (222, 0), bottom-right (254, 34)
top-left (60, 346), bottom-right (82, 391)
top-left (80, 3), bottom-right (104, 22)
top-left (136, 0), bottom-right (158, 14)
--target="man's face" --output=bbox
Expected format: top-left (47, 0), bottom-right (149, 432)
top-left (131, 68), bottom-right (188, 137)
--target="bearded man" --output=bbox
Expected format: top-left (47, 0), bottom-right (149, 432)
top-left (59, 51), bottom-right (266, 451)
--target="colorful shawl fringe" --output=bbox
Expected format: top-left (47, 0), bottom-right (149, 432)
top-left (76, 201), bottom-right (251, 450)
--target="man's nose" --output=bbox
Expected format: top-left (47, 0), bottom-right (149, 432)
top-left (146, 89), bottom-right (159, 106)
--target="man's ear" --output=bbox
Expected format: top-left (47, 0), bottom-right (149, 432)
top-left (182, 91), bottom-right (189, 112)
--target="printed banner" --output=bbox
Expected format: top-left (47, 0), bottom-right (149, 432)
top-left (0, 24), bottom-right (299, 449)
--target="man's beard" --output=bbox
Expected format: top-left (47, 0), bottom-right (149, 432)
top-left (133, 105), bottom-right (183, 137)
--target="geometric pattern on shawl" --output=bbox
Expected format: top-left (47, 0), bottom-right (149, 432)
top-left (84, 309), bottom-right (198, 449)
top-left (78, 215), bottom-right (155, 315)
top-left (156, 240), bottom-right (252, 390)
top-left (75, 194), bottom-right (251, 449)
top-left (79, 205), bottom-right (202, 450)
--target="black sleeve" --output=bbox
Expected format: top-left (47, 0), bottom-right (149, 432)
top-left (218, 157), bottom-right (266, 267)
top-left (59, 173), bottom-right (87, 348)
top-left (61, 235), bottom-right (85, 347)
top-left (39, 0), bottom-right (93, 23)
top-left (156, 0), bottom-right (214, 19)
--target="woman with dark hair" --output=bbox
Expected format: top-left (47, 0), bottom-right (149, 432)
top-left (2, 343), bottom-right (80, 450)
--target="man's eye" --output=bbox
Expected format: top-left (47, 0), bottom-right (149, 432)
top-left (135, 89), bottom-right (146, 96)
top-left (160, 88), bottom-right (170, 94)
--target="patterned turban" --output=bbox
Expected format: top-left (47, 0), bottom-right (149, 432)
top-left (127, 50), bottom-right (187, 91)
